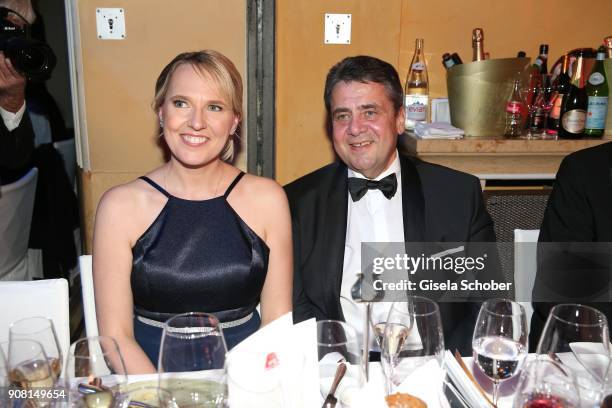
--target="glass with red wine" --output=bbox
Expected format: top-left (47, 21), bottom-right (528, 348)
top-left (512, 359), bottom-right (580, 408)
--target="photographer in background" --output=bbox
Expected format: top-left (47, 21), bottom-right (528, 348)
top-left (0, 0), bottom-right (36, 185)
top-left (0, 0), bottom-right (77, 280)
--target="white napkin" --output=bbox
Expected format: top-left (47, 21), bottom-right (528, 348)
top-left (414, 122), bottom-right (464, 139)
top-left (227, 313), bottom-right (319, 408)
top-left (442, 350), bottom-right (490, 408)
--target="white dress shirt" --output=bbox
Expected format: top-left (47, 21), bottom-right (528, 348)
top-left (0, 103), bottom-right (25, 131)
top-left (341, 150), bottom-right (404, 348)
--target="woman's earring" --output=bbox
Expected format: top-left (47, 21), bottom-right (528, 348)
top-left (159, 118), bottom-right (164, 128)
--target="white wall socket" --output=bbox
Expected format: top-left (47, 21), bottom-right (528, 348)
top-left (96, 8), bottom-right (125, 40)
top-left (324, 13), bottom-right (351, 44)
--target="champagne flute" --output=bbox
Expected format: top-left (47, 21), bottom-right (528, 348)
top-left (536, 304), bottom-right (610, 406)
top-left (7, 339), bottom-right (55, 407)
top-left (158, 312), bottom-right (227, 407)
top-left (512, 359), bottom-right (580, 408)
top-left (9, 316), bottom-right (63, 381)
top-left (317, 320), bottom-right (364, 406)
top-left (472, 299), bottom-right (528, 406)
top-left (382, 297), bottom-right (444, 395)
top-left (65, 336), bottom-right (128, 408)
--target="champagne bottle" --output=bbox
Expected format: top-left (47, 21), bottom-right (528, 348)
top-left (585, 46), bottom-right (609, 137)
top-left (472, 28), bottom-right (485, 61)
top-left (558, 50), bottom-right (588, 138)
top-left (534, 44), bottom-right (549, 74)
top-left (404, 38), bottom-right (429, 130)
top-left (547, 54), bottom-right (571, 135)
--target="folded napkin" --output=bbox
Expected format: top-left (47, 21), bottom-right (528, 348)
top-left (414, 122), bottom-right (464, 139)
top-left (227, 313), bottom-right (319, 408)
top-left (443, 350), bottom-right (490, 408)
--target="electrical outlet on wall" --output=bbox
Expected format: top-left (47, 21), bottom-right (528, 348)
top-left (324, 13), bottom-right (351, 44)
top-left (96, 8), bottom-right (125, 40)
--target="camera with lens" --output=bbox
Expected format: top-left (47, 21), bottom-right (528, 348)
top-left (0, 6), bottom-right (56, 82)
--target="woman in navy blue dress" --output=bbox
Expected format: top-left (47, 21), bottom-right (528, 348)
top-left (92, 50), bottom-right (293, 374)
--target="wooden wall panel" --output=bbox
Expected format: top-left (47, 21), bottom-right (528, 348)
top-left (275, 0), bottom-right (402, 184)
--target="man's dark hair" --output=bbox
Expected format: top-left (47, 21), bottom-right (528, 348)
top-left (323, 55), bottom-right (404, 114)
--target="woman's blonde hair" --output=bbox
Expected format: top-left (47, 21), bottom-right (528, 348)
top-left (153, 50), bottom-right (243, 162)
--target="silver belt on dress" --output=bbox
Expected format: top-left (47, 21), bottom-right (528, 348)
top-left (136, 312), bottom-right (254, 333)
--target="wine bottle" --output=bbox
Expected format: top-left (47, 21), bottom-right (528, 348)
top-left (605, 36), bottom-right (612, 58)
top-left (534, 44), bottom-right (549, 74)
top-left (404, 38), bottom-right (429, 131)
top-left (472, 28), bottom-right (485, 62)
top-left (558, 50), bottom-right (588, 139)
top-left (547, 54), bottom-right (571, 135)
top-left (585, 46), bottom-right (609, 137)
top-left (451, 53), bottom-right (463, 65)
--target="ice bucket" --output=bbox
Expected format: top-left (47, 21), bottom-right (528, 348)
top-left (446, 58), bottom-right (533, 137)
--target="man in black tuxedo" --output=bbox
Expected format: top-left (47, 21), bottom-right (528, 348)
top-left (530, 141), bottom-right (612, 348)
top-left (284, 56), bottom-right (496, 355)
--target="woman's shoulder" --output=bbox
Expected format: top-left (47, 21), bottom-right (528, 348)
top-left (236, 172), bottom-right (287, 202)
top-left (97, 172), bottom-right (166, 216)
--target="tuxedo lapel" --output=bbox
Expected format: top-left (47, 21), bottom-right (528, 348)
top-left (321, 162), bottom-right (349, 319)
top-left (400, 155), bottom-right (425, 242)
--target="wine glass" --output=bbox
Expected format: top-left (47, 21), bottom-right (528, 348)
top-left (512, 359), bottom-right (580, 408)
top-left (115, 386), bottom-right (174, 408)
top-left (536, 304), bottom-right (610, 407)
top-left (158, 312), bottom-right (227, 407)
top-left (9, 316), bottom-right (63, 381)
top-left (64, 336), bottom-right (128, 408)
top-left (317, 320), bottom-right (364, 406)
top-left (472, 299), bottom-right (528, 406)
top-left (382, 297), bottom-right (444, 395)
top-left (7, 339), bottom-right (55, 407)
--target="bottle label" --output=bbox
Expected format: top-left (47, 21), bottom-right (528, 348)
top-left (505, 101), bottom-right (523, 114)
top-left (549, 93), bottom-right (564, 119)
top-left (586, 96), bottom-right (609, 130)
top-left (411, 62), bottom-right (426, 71)
top-left (561, 109), bottom-right (586, 133)
top-left (588, 72), bottom-right (605, 86)
top-left (405, 94), bottom-right (428, 125)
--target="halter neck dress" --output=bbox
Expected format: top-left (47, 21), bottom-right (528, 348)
top-left (130, 172), bottom-right (269, 364)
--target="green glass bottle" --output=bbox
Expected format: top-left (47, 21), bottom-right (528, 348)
top-left (585, 46), bottom-right (609, 137)
top-left (558, 50), bottom-right (588, 139)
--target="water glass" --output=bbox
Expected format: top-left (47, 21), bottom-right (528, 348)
top-left (65, 336), bottom-right (128, 408)
top-left (382, 298), bottom-right (444, 395)
top-left (158, 312), bottom-right (227, 407)
top-left (9, 316), bottom-right (63, 380)
top-left (472, 299), bottom-right (528, 405)
top-left (317, 320), bottom-right (364, 406)
top-left (512, 359), bottom-right (580, 408)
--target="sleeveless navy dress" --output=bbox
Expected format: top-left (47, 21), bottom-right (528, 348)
top-left (130, 172), bottom-right (269, 365)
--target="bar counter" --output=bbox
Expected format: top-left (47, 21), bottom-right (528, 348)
top-left (399, 134), bottom-right (612, 181)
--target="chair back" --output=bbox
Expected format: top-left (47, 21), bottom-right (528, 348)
top-left (514, 228), bottom-right (540, 335)
top-left (0, 168), bottom-right (39, 281)
top-left (79, 255), bottom-right (99, 337)
top-left (53, 139), bottom-right (76, 188)
top-left (0, 278), bottom-right (70, 361)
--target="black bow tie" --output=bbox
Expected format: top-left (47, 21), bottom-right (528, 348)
top-left (348, 173), bottom-right (398, 202)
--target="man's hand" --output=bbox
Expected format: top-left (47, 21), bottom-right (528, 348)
top-left (0, 52), bottom-right (26, 113)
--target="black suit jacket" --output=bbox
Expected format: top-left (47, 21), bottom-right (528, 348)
top-left (530, 141), bottom-right (612, 349)
top-left (0, 113), bottom-right (35, 185)
top-left (285, 153), bottom-right (496, 354)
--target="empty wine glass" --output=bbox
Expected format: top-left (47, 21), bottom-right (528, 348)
top-left (158, 312), bottom-right (227, 407)
top-left (513, 359), bottom-right (580, 408)
top-left (536, 304), bottom-right (610, 406)
top-left (64, 336), bottom-right (128, 408)
top-left (9, 316), bottom-right (63, 381)
top-left (382, 297), bottom-right (444, 395)
top-left (317, 320), bottom-right (364, 406)
top-left (472, 299), bottom-right (528, 406)
top-left (7, 339), bottom-right (55, 407)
